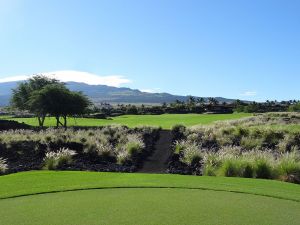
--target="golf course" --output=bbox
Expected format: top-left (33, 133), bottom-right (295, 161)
top-left (0, 171), bottom-right (299, 225)
top-left (1, 0), bottom-right (300, 224)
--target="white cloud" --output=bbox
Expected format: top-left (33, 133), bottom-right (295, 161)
top-left (240, 91), bottom-right (257, 96)
top-left (0, 70), bottom-right (131, 87)
top-left (140, 88), bottom-right (161, 93)
top-left (140, 89), bottom-right (156, 93)
top-left (0, 75), bottom-right (29, 83)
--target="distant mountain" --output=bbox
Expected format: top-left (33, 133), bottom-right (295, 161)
top-left (0, 81), bottom-right (237, 106)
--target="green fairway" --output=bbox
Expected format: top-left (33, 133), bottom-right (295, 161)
top-left (2, 113), bottom-right (251, 129)
top-left (0, 172), bottom-right (299, 225)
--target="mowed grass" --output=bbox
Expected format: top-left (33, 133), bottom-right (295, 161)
top-left (1, 188), bottom-right (300, 225)
top-left (2, 113), bottom-right (251, 129)
top-left (0, 171), bottom-right (299, 225)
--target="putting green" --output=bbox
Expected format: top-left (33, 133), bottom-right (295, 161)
top-left (0, 171), bottom-right (299, 225)
top-left (0, 188), bottom-right (299, 225)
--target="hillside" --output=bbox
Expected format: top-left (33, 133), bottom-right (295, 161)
top-left (0, 81), bottom-right (236, 106)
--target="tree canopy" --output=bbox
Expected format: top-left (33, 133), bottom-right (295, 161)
top-left (11, 75), bottom-right (90, 127)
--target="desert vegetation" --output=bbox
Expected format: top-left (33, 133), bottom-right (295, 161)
top-left (0, 126), bottom-right (160, 174)
top-left (169, 113), bottom-right (300, 183)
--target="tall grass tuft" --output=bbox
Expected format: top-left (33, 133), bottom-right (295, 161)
top-left (179, 142), bottom-right (202, 166)
top-left (44, 148), bottom-right (77, 170)
top-left (125, 134), bottom-right (145, 156)
top-left (276, 151), bottom-right (300, 183)
top-left (0, 158), bottom-right (8, 174)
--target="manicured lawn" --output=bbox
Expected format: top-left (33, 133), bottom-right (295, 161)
top-left (1, 188), bottom-right (299, 225)
top-left (1, 113), bottom-right (251, 129)
top-left (0, 171), bottom-right (299, 225)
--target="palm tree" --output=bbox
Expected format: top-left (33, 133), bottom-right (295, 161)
top-left (208, 97), bottom-right (219, 106)
top-left (197, 97), bottom-right (205, 106)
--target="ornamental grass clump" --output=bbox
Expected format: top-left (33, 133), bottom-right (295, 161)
top-left (114, 133), bottom-right (145, 164)
top-left (276, 150), bottom-right (300, 184)
top-left (171, 124), bottom-right (186, 140)
top-left (44, 147), bottom-right (77, 170)
top-left (116, 151), bottom-right (130, 165)
top-left (0, 158), bottom-right (8, 174)
top-left (125, 134), bottom-right (145, 156)
top-left (174, 140), bottom-right (188, 154)
top-left (179, 142), bottom-right (202, 166)
top-left (94, 141), bottom-right (114, 158)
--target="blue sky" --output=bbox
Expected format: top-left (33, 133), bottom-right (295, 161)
top-left (0, 0), bottom-right (299, 101)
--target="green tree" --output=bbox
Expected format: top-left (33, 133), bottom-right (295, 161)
top-left (208, 97), bottom-right (219, 106)
top-left (197, 97), bottom-right (205, 106)
top-left (288, 102), bottom-right (300, 112)
top-left (29, 84), bottom-right (90, 127)
top-left (11, 75), bottom-right (62, 127)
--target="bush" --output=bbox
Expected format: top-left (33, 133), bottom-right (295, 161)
top-left (94, 141), bottom-right (114, 158)
top-left (44, 148), bottom-right (76, 170)
top-left (276, 151), bottom-right (300, 183)
top-left (240, 137), bottom-right (263, 150)
top-left (116, 151), bottom-right (130, 165)
top-left (218, 158), bottom-right (241, 177)
top-left (202, 152), bottom-right (222, 176)
top-left (125, 134), bottom-right (145, 156)
top-left (171, 124), bottom-right (186, 140)
top-left (0, 158), bottom-right (8, 174)
top-left (242, 162), bottom-right (255, 178)
top-left (203, 164), bottom-right (217, 176)
top-left (174, 140), bottom-right (188, 154)
top-left (254, 159), bottom-right (274, 179)
top-left (180, 142), bottom-right (202, 166)
top-left (288, 103), bottom-right (300, 112)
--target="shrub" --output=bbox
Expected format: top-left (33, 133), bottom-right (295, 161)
top-left (171, 124), bottom-right (186, 140)
top-left (203, 164), bottom-right (217, 176)
top-left (202, 152), bottom-right (222, 176)
top-left (276, 151), bottom-right (300, 183)
top-left (44, 148), bottom-right (76, 170)
top-left (116, 151), bottom-right (130, 165)
top-left (126, 142), bottom-right (143, 156)
top-left (94, 141), bottom-right (114, 158)
top-left (254, 159), bottom-right (274, 179)
top-left (277, 134), bottom-right (300, 153)
top-left (218, 158), bottom-right (241, 177)
top-left (0, 158), bottom-right (8, 174)
top-left (261, 130), bottom-right (284, 148)
top-left (125, 134), bottom-right (145, 156)
top-left (174, 140), bottom-right (188, 154)
top-left (242, 162), bottom-right (255, 178)
top-left (180, 142), bottom-right (202, 166)
top-left (240, 137), bottom-right (263, 150)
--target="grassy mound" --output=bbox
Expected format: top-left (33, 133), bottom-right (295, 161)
top-left (170, 113), bottom-right (300, 183)
top-left (0, 171), bottom-right (299, 225)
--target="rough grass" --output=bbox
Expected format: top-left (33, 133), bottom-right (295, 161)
top-left (251, 124), bottom-right (300, 132)
top-left (0, 171), bottom-right (299, 225)
top-left (2, 113), bottom-right (251, 129)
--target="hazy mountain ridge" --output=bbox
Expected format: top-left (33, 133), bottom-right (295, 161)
top-left (0, 81), bottom-right (236, 106)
